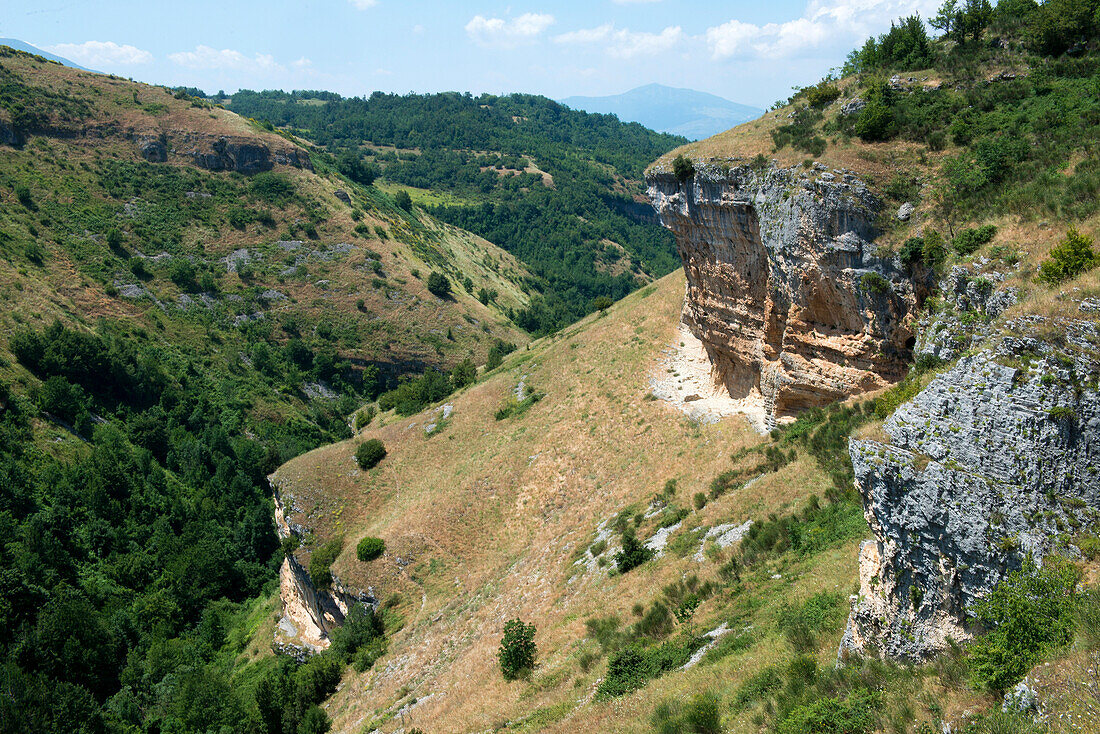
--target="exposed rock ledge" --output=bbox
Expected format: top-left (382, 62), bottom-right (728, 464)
top-left (273, 485), bottom-right (374, 655)
top-left (841, 325), bottom-right (1100, 661)
top-left (648, 164), bottom-right (925, 428)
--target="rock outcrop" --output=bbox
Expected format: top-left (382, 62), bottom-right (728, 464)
top-left (129, 132), bottom-right (312, 174)
top-left (273, 486), bottom-right (375, 654)
top-left (648, 163), bottom-right (925, 426)
top-left (842, 323), bottom-right (1100, 660)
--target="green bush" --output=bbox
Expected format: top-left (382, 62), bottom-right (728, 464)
top-left (776, 689), bottom-right (880, 734)
top-left (15, 184), bottom-right (34, 209)
top-left (615, 527), bottom-right (654, 574)
top-left (921, 229), bottom-right (947, 270)
top-left (450, 357), bottom-right (476, 389)
top-left (498, 618), bottom-right (537, 680)
top-left (651, 690), bottom-right (722, 734)
top-left (329, 604), bottom-right (385, 664)
top-left (952, 224), bottom-right (997, 256)
top-left (355, 536), bottom-right (385, 562)
top-left (597, 639), bottom-right (697, 699)
top-left (969, 557), bottom-right (1081, 692)
top-left (353, 405), bottom-right (376, 430)
top-left (426, 271), bottom-right (451, 298)
top-left (394, 190), bottom-right (413, 211)
top-left (672, 154), bottom-right (695, 182)
top-left (250, 172), bottom-right (295, 205)
top-left (803, 82), bottom-right (842, 109)
top-left (1038, 227), bottom-right (1098, 284)
top-left (355, 439), bottom-right (386, 470)
top-left (860, 272), bottom-right (891, 296)
top-left (308, 538), bottom-right (344, 590)
top-left (593, 295), bottom-right (613, 311)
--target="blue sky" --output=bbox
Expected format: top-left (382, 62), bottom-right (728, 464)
top-left (3, 0), bottom-right (940, 108)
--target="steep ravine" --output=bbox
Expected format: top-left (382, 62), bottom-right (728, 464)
top-left (647, 163), bottom-right (927, 428)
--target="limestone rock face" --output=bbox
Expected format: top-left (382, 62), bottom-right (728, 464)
top-left (273, 486), bottom-right (375, 655)
top-left (842, 328), bottom-right (1100, 660)
top-left (648, 164), bottom-right (923, 425)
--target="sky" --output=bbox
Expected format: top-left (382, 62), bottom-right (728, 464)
top-left (2, 0), bottom-right (942, 108)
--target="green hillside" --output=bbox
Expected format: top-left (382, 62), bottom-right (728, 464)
top-left (226, 90), bottom-right (686, 332)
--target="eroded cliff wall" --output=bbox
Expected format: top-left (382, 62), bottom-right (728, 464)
top-left (841, 319), bottom-right (1100, 660)
top-left (273, 485), bottom-right (375, 657)
top-left (648, 164), bottom-right (924, 426)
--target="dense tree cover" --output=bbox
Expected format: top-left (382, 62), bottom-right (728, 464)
top-left (773, 1), bottom-right (1100, 225)
top-left (0, 321), bottom-right (370, 732)
top-left (226, 90), bottom-right (685, 333)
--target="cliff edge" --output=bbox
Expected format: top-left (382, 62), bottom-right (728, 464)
top-left (648, 162), bottom-right (926, 428)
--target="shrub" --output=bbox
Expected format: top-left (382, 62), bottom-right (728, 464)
top-left (860, 272), bottom-right (891, 296)
top-left (329, 604), bottom-right (385, 663)
top-left (450, 358), bottom-right (476, 389)
top-left (15, 185), bottom-right (34, 209)
top-left (105, 227), bottom-right (124, 250)
top-left (969, 557), bottom-right (1081, 692)
top-left (776, 689), bottom-right (880, 734)
top-left (426, 271), bottom-right (451, 298)
top-left (1038, 228), bottom-right (1098, 285)
top-left (250, 172), bottom-right (295, 205)
top-left (356, 536), bottom-right (385, 562)
top-left (168, 260), bottom-right (198, 291)
top-left (498, 618), bottom-right (536, 680)
top-left (353, 405), bottom-right (376, 430)
top-left (693, 492), bottom-right (707, 510)
top-left (355, 439), bottom-right (386, 470)
top-left (803, 82), bottom-right (841, 109)
top-left (308, 538), bottom-right (344, 589)
top-left (953, 224), bottom-right (997, 256)
top-left (651, 691), bottom-right (722, 734)
top-left (394, 190), bottom-right (413, 211)
top-left (593, 295), bottom-right (613, 312)
top-left (597, 639), bottom-right (695, 699)
top-left (922, 229), bottom-right (947, 270)
top-left (615, 527), bottom-right (654, 574)
top-left (672, 154), bottom-right (695, 182)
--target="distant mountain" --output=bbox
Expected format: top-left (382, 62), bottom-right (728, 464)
top-left (0, 38), bottom-right (97, 72)
top-left (560, 83), bottom-right (763, 140)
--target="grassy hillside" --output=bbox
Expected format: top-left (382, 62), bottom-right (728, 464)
top-left (274, 5), bottom-right (1100, 733)
top-left (225, 89), bottom-right (685, 332)
top-left (276, 267), bottom-right (1100, 733)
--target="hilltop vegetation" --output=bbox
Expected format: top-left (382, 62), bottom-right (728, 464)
top-left (226, 90), bottom-right (685, 332)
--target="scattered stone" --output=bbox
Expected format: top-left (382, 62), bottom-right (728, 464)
top-left (645, 521), bottom-right (682, 556)
top-left (897, 202), bottom-right (915, 221)
top-left (334, 189), bottom-right (351, 204)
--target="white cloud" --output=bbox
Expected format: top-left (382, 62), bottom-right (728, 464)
top-left (46, 40), bottom-right (152, 66)
top-left (706, 0), bottom-right (940, 60)
top-left (292, 57), bottom-right (313, 69)
top-left (554, 24), bottom-right (683, 59)
top-left (348, 0), bottom-right (378, 8)
top-left (466, 12), bottom-right (555, 48)
top-left (168, 45), bottom-right (284, 73)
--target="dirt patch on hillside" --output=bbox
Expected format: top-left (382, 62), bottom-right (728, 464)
top-left (649, 322), bottom-right (769, 432)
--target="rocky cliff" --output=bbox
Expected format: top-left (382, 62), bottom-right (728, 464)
top-left (273, 485), bottom-right (375, 657)
top-left (842, 317), bottom-right (1100, 660)
top-left (648, 163), bottom-right (925, 427)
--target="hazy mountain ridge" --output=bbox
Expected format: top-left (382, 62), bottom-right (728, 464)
top-left (561, 83), bottom-right (763, 140)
